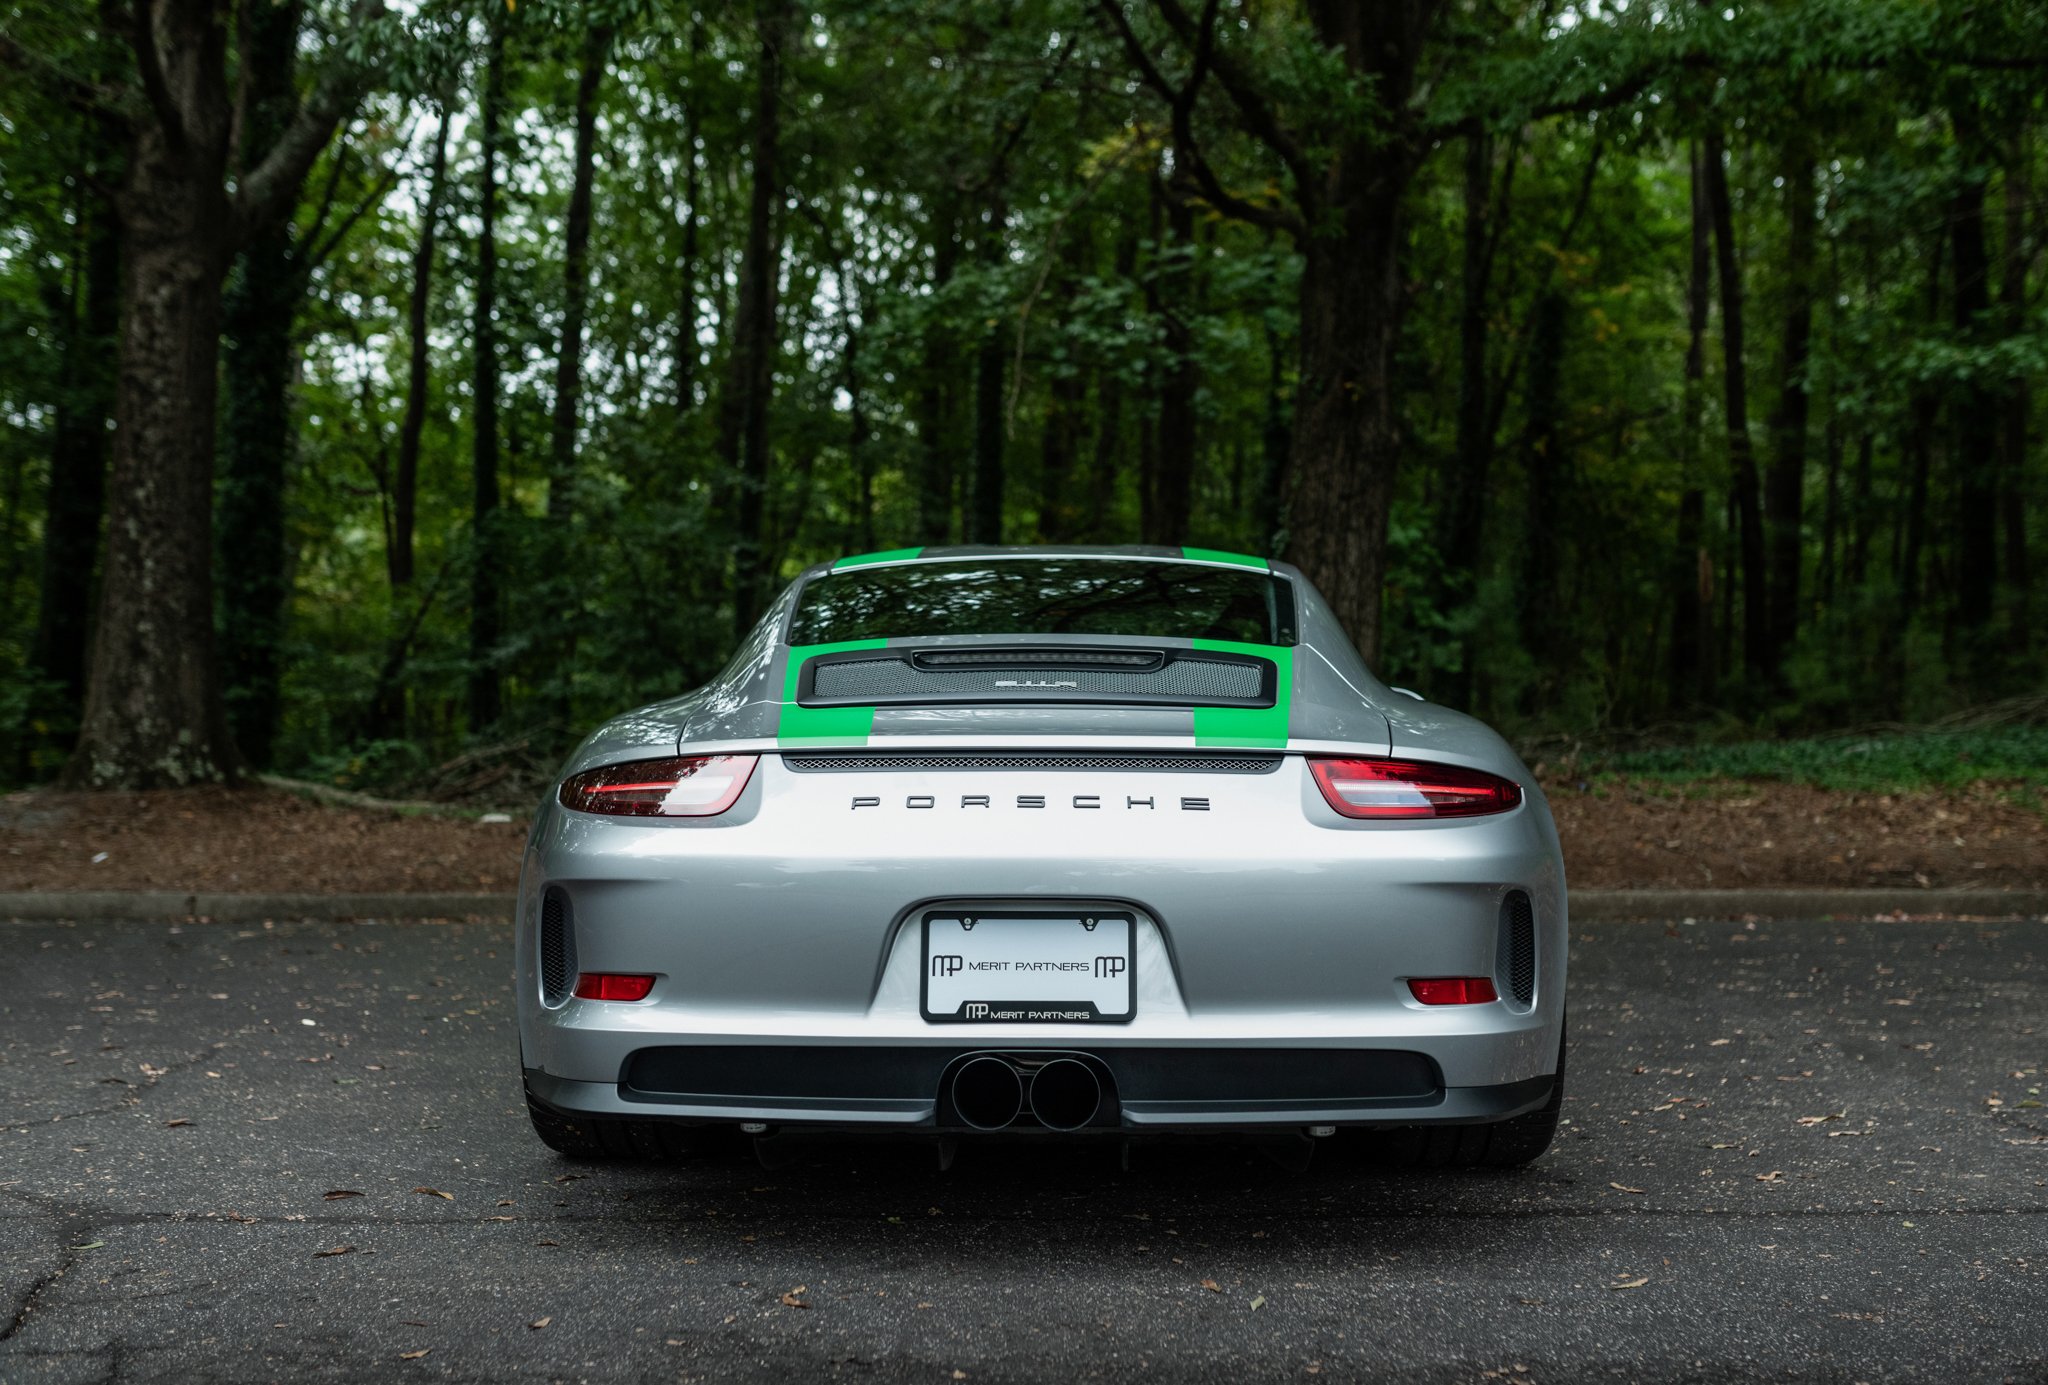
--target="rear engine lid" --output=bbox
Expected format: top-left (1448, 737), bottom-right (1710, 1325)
top-left (796, 643), bottom-right (1276, 710)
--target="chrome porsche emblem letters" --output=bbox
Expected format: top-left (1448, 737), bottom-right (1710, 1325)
top-left (852, 793), bottom-right (1209, 811)
top-left (994, 679), bottom-right (1079, 688)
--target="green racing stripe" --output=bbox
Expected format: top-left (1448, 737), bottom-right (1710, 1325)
top-left (1189, 638), bottom-right (1293, 748)
top-left (833, 547), bottom-right (923, 570)
top-left (777, 639), bottom-right (889, 746)
top-left (1178, 546), bottom-right (1268, 570)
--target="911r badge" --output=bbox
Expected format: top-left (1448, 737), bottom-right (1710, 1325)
top-left (921, 911), bottom-right (1137, 1023)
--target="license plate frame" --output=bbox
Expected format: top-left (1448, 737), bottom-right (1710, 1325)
top-left (920, 910), bottom-right (1137, 1024)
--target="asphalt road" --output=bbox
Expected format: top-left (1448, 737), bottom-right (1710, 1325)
top-left (1, 914), bottom-right (2044, 1384)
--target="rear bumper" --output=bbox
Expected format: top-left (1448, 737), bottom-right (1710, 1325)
top-left (523, 1044), bottom-right (1557, 1133)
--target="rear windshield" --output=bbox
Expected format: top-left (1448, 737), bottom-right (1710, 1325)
top-left (787, 559), bottom-right (1295, 646)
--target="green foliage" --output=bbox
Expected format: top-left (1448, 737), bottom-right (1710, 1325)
top-left (1605, 725), bottom-right (2048, 794)
top-left (0, 0), bottom-right (2044, 794)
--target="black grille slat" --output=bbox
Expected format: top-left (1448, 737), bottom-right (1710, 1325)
top-left (1497, 891), bottom-right (1536, 1007)
top-left (781, 752), bottom-right (1281, 773)
top-left (539, 890), bottom-right (577, 1007)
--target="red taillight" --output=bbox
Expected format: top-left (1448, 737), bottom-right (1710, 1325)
top-left (1309, 756), bottom-right (1521, 819)
top-left (573, 973), bottom-right (656, 1002)
top-left (1408, 977), bottom-right (1499, 1006)
top-left (559, 755), bottom-right (757, 817)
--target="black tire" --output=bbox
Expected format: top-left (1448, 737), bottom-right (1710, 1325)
top-left (524, 1081), bottom-right (730, 1162)
top-left (1349, 1023), bottom-right (1566, 1171)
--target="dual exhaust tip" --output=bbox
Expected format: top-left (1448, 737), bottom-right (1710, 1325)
top-left (950, 1055), bottom-right (1107, 1132)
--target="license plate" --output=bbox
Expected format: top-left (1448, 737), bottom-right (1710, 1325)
top-left (921, 910), bottom-right (1136, 1023)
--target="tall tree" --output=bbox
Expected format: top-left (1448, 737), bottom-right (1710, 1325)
top-left (722, 0), bottom-right (788, 632)
top-left (25, 134), bottom-right (120, 749)
top-left (1949, 146), bottom-right (1999, 645)
top-left (1671, 138), bottom-right (1713, 708)
top-left (1101, 0), bottom-right (1445, 662)
top-left (1701, 126), bottom-right (1770, 685)
top-left (546, 20), bottom-right (616, 523)
top-left (1764, 135), bottom-right (1815, 676)
top-left (469, 5), bottom-right (508, 731)
top-left (1999, 131), bottom-right (2031, 652)
top-left (66, 0), bottom-right (385, 788)
top-left (391, 106), bottom-right (452, 589)
top-left (215, 0), bottom-right (307, 770)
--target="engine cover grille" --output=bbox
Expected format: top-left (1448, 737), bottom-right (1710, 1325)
top-left (797, 645), bottom-right (1274, 709)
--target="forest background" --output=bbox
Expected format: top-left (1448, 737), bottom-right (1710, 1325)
top-left (2, 0), bottom-right (2044, 799)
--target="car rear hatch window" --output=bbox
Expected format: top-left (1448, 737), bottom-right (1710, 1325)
top-left (787, 558), bottom-right (1297, 647)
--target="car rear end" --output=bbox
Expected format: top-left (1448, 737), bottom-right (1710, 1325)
top-left (516, 549), bottom-right (1567, 1162)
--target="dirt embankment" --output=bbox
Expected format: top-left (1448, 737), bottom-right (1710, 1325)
top-left (3, 778), bottom-right (2044, 896)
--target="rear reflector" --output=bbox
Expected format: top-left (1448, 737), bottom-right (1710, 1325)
top-left (573, 973), bottom-right (656, 1002)
top-left (560, 755), bottom-right (757, 817)
top-left (1309, 756), bottom-right (1521, 819)
top-left (1408, 977), bottom-right (1499, 1006)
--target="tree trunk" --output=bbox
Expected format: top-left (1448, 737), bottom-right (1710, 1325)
top-left (1148, 174), bottom-right (1198, 544)
top-left (1038, 371), bottom-right (1084, 542)
top-left (839, 260), bottom-right (874, 553)
top-left (546, 23), bottom-right (614, 523)
top-left (968, 200), bottom-right (1009, 546)
top-left (674, 12), bottom-right (703, 414)
top-left (1257, 314), bottom-right (1289, 552)
top-left (2000, 133), bottom-right (2030, 652)
top-left (1519, 291), bottom-right (1569, 708)
top-left (1671, 139), bottom-right (1712, 709)
top-left (1701, 128), bottom-right (1770, 684)
top-left (66, 0), bottom-right (376, 788)
top-left (391, 109), bottom-right (451, 589)
top-left (469, 6), bottom-right (506, 732)
top-left (1847, 432), bottom-right (1874, 588)
top-left (1439, 130), bottom-right (1493, 641)
top-left (1950, 169), bottom-right (1998, 641)
top-left (1285, 217), bottom-right (1404, 664)
top-left (70, 130), bottom-right (239, 786)
top-left (214, 0), bottom-right (305, 771)
top-left (723, 0), bottom-right (787, 633)
top-left (28, 174), bottom-right (120, 741)
top-left (915, 209), bottom-right (960, 544)
top-left (1764, 140), bottom-right (1813, 675)
top-left (1279, 3), bottom-right (1436, 665)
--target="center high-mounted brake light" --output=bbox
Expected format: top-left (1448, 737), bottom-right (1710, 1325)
top-left (559, 755), bottom-right (757, 817)
top-left (1308, 756), bottom-right (1522, 820)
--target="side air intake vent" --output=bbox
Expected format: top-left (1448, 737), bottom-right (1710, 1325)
top-left (539, 889), bottom-right (578, 1008)
top-left (1496, 891), bottom-right (1536, 1009)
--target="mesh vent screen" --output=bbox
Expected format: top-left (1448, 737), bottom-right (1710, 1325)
top-left (809, 656), bottom-right (1262, 703)
top-left (1497, 891), bottom-right (1536, 1008)
top-left (539, 890), bottom-right (577, 1008)
top-left (783, 752), bottom-right (1282, 773)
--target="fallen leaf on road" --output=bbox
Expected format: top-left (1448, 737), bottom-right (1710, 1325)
top-left (68, 1240), bottom-right (105, 1251)
top-left (1609, 1183), bottom-right (1647, 1195)
top-left (536, 1239), bottom-right (560, 1247)
top-left (1610, 1277), bottom-right (1650, 1290)
top-left (1201, 1279), bottom-right (1221, 1293)
top-left (312, 1246), bottom-right (355, 1258)
top-left (165, 1118), bottom-right (191, 1127)
top-left (323, 1190), bottom-right (363, 1201)
top-left (399, 1349), bottom-right (430, 1360)
top-left (484, 1215), bottom-right (515, 1221)
top-left (1796, 1113), bottom-right (1844, 1126)
top-left (1250, 1295), bottom-right (1267, 1311)
top-left (952, 1373), bottom-right (968, 1381)
top-left (412, 1187), bottom-right (454, 1201)
top-left (1709, 1039), bottom-right (1732, 1047)
top-left (780, 1287), bottom-right (810, 1309)
top-left (529, 1317), bottom-right (551, 1329)
top-left (1756, 1170), bottom-right (1786, 1183)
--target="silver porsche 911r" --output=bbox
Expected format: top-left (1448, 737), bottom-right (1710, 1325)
top-left (516, 546), bottom-right (1567, 1168)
